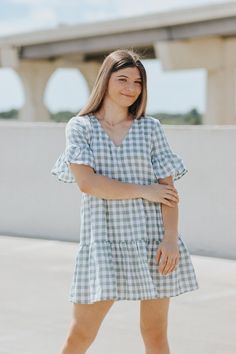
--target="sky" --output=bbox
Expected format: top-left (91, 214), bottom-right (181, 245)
top-left (0, 0), bottom-right (229, 114)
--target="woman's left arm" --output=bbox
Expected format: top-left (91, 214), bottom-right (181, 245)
top-left (159, 175), bottom-right (179, 242)
top-left (156, 175), bottom-right (180, 275)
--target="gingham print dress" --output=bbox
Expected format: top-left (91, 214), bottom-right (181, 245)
top-left (51, 113), bottom-right (199, 304)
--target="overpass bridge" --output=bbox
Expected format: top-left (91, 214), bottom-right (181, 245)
top-left (1, 1), bottom-right (236, 124)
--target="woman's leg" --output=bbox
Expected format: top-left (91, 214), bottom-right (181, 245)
top-left (139, 298), bottom-right (170, 354)
top-left (59, 300), bottom-right (115, 354)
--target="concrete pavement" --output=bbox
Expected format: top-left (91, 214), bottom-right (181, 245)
top-left (0, 235), bottom-right (235, 354)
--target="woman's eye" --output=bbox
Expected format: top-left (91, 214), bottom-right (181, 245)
top-left (118, 78), bottom-right (142, 85)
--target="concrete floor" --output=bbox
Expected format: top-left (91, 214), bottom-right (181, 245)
top-left (0, 235), bottom-right (235, 354)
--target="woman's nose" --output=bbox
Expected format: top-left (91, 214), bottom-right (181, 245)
top-left (126, 82), bottom-right (137, 92)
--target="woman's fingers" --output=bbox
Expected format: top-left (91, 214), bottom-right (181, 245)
top-left (152, 183), bottom-right (179, 205)
top-left (165, 187), bottom-right (179, 202)
top-left (166, 193), bottom-right (178, 202)
top-left (166, 184), bottom-right (177, 191)
top-left (161, 199), bottom-right (175, 207)
top-left (159, 256), bottom-right (168, 273)
top-left (163, 258), bottom-right (177, 274)
top-left (160, 257), bottom-right (178, 274)
top-left (163, 193), bottom-right (178, 203)
top-left (157, 239), bottom-right (180, 275)
top-left (167, 186), bottom-right (179, 196)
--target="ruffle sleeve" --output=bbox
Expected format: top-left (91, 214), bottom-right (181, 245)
top-left (151, 119), bottom-right (188, 182)
top-left (50, 115), bottom-right (96, 183)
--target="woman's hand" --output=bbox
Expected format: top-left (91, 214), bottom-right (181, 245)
top-left (155, 239), bottom-right (180, 275)
top-left (142, 182), bottom-right (179, 207)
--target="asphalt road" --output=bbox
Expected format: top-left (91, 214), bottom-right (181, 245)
top-left (0, 235), bottom-right (235, 354)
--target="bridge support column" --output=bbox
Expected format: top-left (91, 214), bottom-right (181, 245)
top-left (16, 61), bottom-right (55, 122)
top-left (155, 37), bottom-right (236, 124)
top-left (78, 61), bottom-right (101, 91)
top-left (207, 65), bottom-right (236, 125)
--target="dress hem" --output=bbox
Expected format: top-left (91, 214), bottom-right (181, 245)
top-left (68, 285), bottom-right (199, 304)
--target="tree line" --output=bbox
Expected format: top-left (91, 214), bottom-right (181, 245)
top-left (0, 108), bottom-right (202, 125)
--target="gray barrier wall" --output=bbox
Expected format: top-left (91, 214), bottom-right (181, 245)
top-left (1, 120), bottom-right (235, 259)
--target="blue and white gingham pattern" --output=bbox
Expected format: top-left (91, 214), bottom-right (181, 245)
top-left (50, 116), bottom-right (96, 183)
top-left (51, 114), bottom-right (199, 304)
top-left (151, 120), bottom-right (188, 181)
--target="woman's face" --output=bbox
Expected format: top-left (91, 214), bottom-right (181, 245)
top-left (106, 66), bottom-right (142, 108)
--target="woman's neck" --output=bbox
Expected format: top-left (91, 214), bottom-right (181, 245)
top-left (96, 101), bottom-right (132, 125)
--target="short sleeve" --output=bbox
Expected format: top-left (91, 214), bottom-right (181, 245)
top-left (151, 119), bottom-right (188, 182)
top-left (50, 115), bottom-right (96, 183)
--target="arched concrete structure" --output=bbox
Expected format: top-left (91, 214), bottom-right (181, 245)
top-left (1, 1), bottom-right (236, 123)
top-left (15, 59), bottom-right (101, 121)
top-left (16, 61), bottom-right (55, 122)
top-left (155, 37), bottom-right (236, 124)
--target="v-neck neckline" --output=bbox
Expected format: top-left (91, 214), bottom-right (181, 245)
top-left (91, 113), bottom-right (137, 148)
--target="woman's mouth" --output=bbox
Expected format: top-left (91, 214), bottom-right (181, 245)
top-left (121, 94), bottom-right (135, 98)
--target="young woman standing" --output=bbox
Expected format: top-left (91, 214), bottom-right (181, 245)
top-left (51, 49), bottom-right (199, 354)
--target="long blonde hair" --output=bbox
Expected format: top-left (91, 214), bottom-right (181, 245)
top-left (78, 49), bottom-right (147, 119)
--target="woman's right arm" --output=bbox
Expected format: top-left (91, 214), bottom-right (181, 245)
top-left (69, 164), bottom-right (179, 206)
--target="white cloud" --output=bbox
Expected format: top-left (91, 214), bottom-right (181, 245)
top-left (0, 0), bottom-right (229, 36)
top-left (8, 0), bottom-right (48, 4)
top-left (111, 0), bottom-right (228, 18)
top-left (0, 5), bottom-right (58, 36)
top-left (30, 7), bottom-right (58, 23)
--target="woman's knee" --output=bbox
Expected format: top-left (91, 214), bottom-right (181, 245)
top-left (70, 300), bottom-right (115, 341)
top-left (140, 322), bottom-right (168, 341)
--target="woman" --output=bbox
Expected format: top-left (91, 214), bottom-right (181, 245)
top-left (51, 49), bottom-right (199, 354)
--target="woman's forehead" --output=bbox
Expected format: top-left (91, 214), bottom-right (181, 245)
top-left (113, 66), bottom-right (141, 78)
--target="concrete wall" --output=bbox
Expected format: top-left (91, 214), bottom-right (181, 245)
top-left (0, 120), bottom-right (235, 260)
